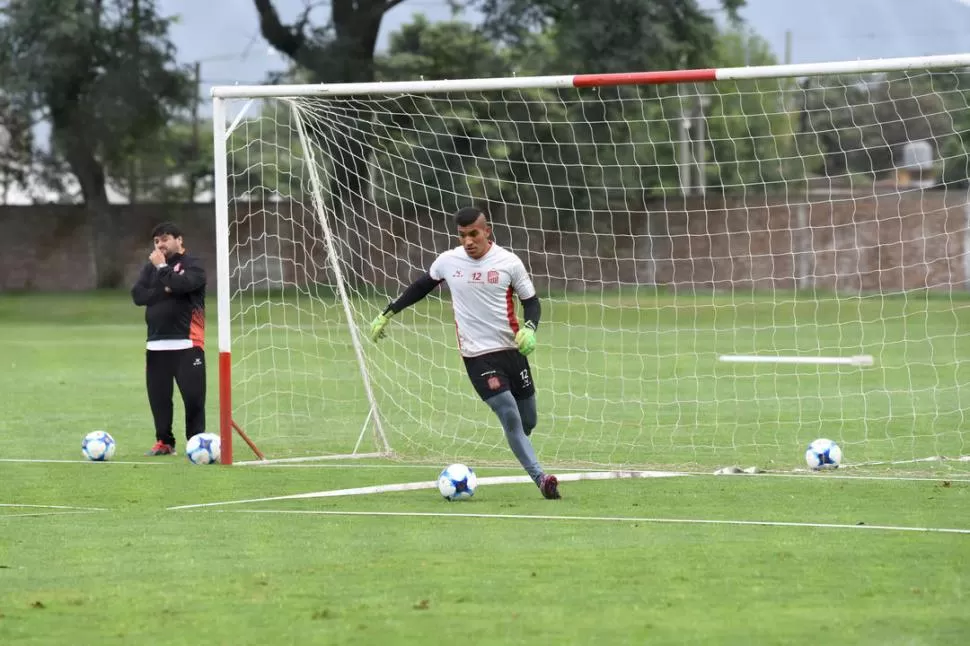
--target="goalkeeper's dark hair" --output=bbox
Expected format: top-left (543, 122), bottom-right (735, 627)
top-left (453, 206), bottom-right (487, 227)
top-left (151, 221), bottom-right (183, 239)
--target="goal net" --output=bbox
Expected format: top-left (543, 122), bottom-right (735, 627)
top-left (212, 54), bottom-right (970, 472)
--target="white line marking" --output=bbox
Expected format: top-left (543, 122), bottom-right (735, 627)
top-left (229, 463), bottom-right (970, 483)
top-left (235, 451), bottom-right (389, 466)
top-left (253, 466), bottom-right (970, 484)
top-left (227, 462), bottom-right (475, 469)
top-left (5, 457), bottom-right (966, 484)
top-left (707, 472), bottom-right (970, 483)
top-left (0, 458), bottom-right (174, 466)
top-left (0, 504), bottom-right (107, 511)
top-left (167, 470), bottom-right (686, 510)
top-left (0, 511), bottom-right (104, 520)
top-left (215, 509), bottom-right (970, 535)
top-left (227, 461), bottom-right (689, 472)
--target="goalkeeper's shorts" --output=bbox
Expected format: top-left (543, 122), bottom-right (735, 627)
top-left (462, 349), bottom-right (535, 401)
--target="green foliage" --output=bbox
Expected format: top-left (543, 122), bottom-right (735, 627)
top-left (924, 70), bottom-right (970, 185)
top-left (225, 103), bottom-right (303, 200)
top-left (255, 1), bottom-right (966, 220)
top-left (379, 15), bottom-right (512, 81)
top-left (469, 0), bottom-right (745, 72)
top-left (0, 0), bottom-right (193, 202)
top-left (703, 27), bottom-right (800, 190)
top-left (0, 94), bottom-right (34, 197)
top-left (250, 0), bottom-right (768, 225)
top-left (371, 20), bottom-right (597, 219)
top-left (367, 87), bottom-right (592, 220)
top-left (108, 117), bottom-right (214, 203)
top-left (799, 70), bottom-right (970, 184)
top-left (364, 17), bottom-right (799, 221)
top-left (253, 0), bottom-right (405, 203)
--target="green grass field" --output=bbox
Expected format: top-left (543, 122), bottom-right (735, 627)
top-left (1, 292), bottom-right (969, 644)
top-left (225, 287), bottom-right (970, 471)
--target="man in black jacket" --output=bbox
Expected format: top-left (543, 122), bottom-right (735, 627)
top-left (131, 222), bottom-right (207, 456)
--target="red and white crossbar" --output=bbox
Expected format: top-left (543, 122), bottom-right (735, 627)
top-left (211, 53), bottom-right (970, 98)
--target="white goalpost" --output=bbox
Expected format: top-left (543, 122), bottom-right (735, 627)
top-left (212, 53), bottom-right (970, 471)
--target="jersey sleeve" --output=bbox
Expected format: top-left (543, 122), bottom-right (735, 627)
top-left (511, 256), bottom-right (537, 300)
top-left (428, 252), bottom-right (449, 282)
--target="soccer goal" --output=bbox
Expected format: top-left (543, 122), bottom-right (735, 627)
top-left (211, 53), bottom-right (970, 471)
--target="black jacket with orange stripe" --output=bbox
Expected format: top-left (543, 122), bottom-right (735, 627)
top-left (131, 252), bottom-right (207, 349)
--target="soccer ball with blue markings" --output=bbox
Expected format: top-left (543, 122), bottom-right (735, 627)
top-left (185, 433), bottom-right (221, 465)
top-left (82, 430), bottom-right (116, 462)
top-left (438, 463), bottom-right (477, 500)
top-left (805, 438), bottom-right (842, 470)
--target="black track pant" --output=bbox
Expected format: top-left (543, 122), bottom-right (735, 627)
top-left (146, 347), bottom-right (206, 446)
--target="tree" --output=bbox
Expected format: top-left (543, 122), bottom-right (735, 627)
top-left (799, 71), bottom-right (959, 181)
top-left (254, 0), bottom-right (412, 205)
top-left (926, 69), bottom-right (970, 186)
top-left (465, 0), bottom-right (773, 201)
top-left (0, 0), bottom-right (192, 286)
top-left (368, 14), bottom-right (796, 223)
top-left (377, 14), bottom-right (511, 81)
top-left (702, 26), bottom-right (801, 191)
top-left (371, 18), bottom-right (594, 221)
top-left (253, 0), bottom-right (746, 206)
top-left (254, 0), bottom-right (402, 85)
top-left (0, 96), bottom-right (34, 203)
top-left (107, 117), bottom-right (214, 203)
top-left (470, 0), bottom-right (745, 73)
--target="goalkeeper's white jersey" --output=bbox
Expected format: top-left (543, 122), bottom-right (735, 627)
top-left (429, 243), bottom-right (537, 358)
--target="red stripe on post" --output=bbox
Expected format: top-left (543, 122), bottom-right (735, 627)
top-left (219, 351), bottom-right (233, 465)
top-left (573, 69), bottom-right (718, 88)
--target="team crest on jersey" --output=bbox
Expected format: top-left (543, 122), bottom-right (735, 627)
top-left (487, 270), bottom-right (499, 284)
top-left (453, 270), bottom-right (463, 278)
top-left (487, 376), bottom-right (502, 390)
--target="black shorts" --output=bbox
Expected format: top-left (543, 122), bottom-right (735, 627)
top-left (462, 349), bottom-right (535, 401)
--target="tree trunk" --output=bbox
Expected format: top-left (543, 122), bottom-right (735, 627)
top-left (57, 120), bottom-right (122, 289)
top-left (45, 0), bottom-right (121, 288)
top-left (254, 0), bottom-right (394, 288)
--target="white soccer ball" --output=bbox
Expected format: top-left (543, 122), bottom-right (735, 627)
top-left (805, 438), bottom-right (842, 470)
top-left (438, 463), bottom-right (477, 500)
top-left (185, 433), bottom-right (221, 465)
top-left (82, 430), bottom-right (116, 462)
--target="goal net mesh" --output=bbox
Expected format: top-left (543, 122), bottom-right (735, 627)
top-left (220, 65), bottom-right (970, 471)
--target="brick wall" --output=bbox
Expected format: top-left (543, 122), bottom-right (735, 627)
top-left (1, 189), bottom-right (967, 293)
top-left (0, 203), bottom-right (217, 291)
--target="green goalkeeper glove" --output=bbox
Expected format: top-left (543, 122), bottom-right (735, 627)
top-left (515, 327), bottom-right (536, 356)
top-left (370, 312), bottom-right (393, 342)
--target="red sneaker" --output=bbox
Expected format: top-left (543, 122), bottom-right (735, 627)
top-left (145, 441), bottom-right (176, 456)
top-left (539, 474), bottom-right (561, 499)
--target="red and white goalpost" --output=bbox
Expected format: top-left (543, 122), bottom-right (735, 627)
top-left (211, 53), bottom-right (970, 470)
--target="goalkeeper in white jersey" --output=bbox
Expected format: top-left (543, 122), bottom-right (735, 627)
top-left (369, 206), bottom-right (560, 499)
